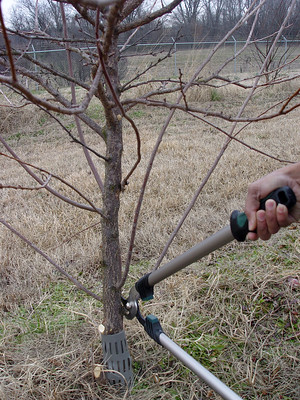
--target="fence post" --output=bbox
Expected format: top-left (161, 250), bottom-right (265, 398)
top-left (32, 44), bottom-right (38, 90)
top-left (282, 35), bottom-right (288, 67)
top-left (172, 37), bottom-right (177, 76)
top-left (232, 35), bottom-right (237, 74)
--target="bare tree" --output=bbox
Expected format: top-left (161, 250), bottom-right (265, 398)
top-left (10, 0), bottom-right (71, 33)
top-left (201, 0), bottom-right (225, 37)
top-left (173, 0), bottom-right (203, 41)
top-left (249, 0), bottom-right (298, 82)
top-left (0, 0), bottom-right (299, 392)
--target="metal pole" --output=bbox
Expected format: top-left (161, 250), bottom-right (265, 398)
top-left (32, 44), bottom-right (38, 90)
top-left (172, 37), bottom-right (177, 75)
top-left (232, 35), bottom-right (237, 74)
top-left (148, 226), bottom-right (233, 287)
top-left (282, 35), bottom-right (288, 67)
top-left (175, 41), bottom-right (177, 75)
top-left (159, 333), bottom-right (243, 400)
top-left (32, 44), bottom-right (37, 73)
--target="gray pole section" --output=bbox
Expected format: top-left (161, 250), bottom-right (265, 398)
top-left (148, 226), bottom-right (234, 287)
top-left (282, 35), bottom-right (288, 67)
top-left (171, 37), bottom-right (177, 75)
top-left (159, 333), bottom-right (244, 400)
top-left (232, 35), bottom-right (237, 74)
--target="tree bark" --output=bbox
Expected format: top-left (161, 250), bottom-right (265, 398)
top-left (101, 120), bottom-right (123, 334)
top-left (101, 38), bottom-right (123, 335)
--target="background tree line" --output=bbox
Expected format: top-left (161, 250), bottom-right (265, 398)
top-left (6, 0), bottom-right (300, 45)
top-left (1, 0), bottom-right (299, 84)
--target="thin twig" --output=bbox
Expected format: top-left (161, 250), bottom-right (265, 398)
top-left (37, 106), bottom-right (109, 162)
top-left (49, 221), bottom-right (101, 250)
top-left (178, 69), bottom-right (188, 110)
top-left (95, 8), bottom-right (142, 189)
top-left (186, 110), bottom-right (294, 164)
top-left (280, 87), bottom-right (300, 114)
top-left (154, 0), bottom-right (298, 269)
top-left (60, 2), bottom-right (105, 193)
top-left (0, 150), bottom-right (106, 217)
top-left (0, 174), bottom-right (52, 191)
top-left (155, 136), bottom-right (232, 269)
top-left (0, 218), bottom-right (102, 302)
top-left (121, 46), bottom-right (175, 92)
top-left (0, 4), bottom-right (17, 82)
top-left (118, 0), bottom-right (279, 288)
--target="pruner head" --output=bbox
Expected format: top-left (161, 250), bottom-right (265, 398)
top-left (121, 286), bottom-right (140, 320)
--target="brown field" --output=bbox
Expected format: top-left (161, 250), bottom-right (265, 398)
top-left (123, 42), bottom-right (300, 80)
top-left (0, 67), bottom-right (299, 400)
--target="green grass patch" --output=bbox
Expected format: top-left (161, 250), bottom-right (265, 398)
top-left (86, 103), bottom-right (104, 121)
top-left (210, 88), bottom-right (222, 101)
top-left (128, 109), bottom-right (146, 119)
top-left (1, 282), bottom-right (89, 345)
top-left (7, 129), bottom-right (46, 141)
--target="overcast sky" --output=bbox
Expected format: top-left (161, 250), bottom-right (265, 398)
top-left (1, 0), bottom-right (18, 23)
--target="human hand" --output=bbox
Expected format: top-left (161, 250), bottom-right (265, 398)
top-left (245, 163), bottom-right (300, 240)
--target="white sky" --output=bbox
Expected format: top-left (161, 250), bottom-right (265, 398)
top-left (1, 0), bottom-right (18, 23)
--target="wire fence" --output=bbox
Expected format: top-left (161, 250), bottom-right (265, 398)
top-left (121, 39), bottom-right (300, 80)
top-left (24, 39), bottom-right (300, 86)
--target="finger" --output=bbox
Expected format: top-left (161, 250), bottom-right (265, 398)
top-left (265, 199), bottom-right (280, 235)
top-left (247, 231), bottom-right (258, 241)
top-left (245, 184), bottom-right (261, 231)
top-left (276, 204), bottom-right (289, 227)
top-left (256, 210), bottom-right (271, 241)
top-left (248, 213), bottom-right (257, 233)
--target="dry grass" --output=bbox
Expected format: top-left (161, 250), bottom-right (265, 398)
top-left (123, 43), bottom-right (300, 82)
top-left (0, 75), bottom-right (299, 400)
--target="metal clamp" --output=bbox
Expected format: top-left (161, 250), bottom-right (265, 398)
top-left (122, 286), bottom-right (140, 320)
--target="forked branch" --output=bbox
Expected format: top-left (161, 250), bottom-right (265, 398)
top-left (0, 146), bottom-right (106, 217)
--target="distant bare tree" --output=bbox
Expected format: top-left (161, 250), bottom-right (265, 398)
top-left (251, 0), bottom-right (298, 82)
top-left (173, 0), bottom-right (203, 41)
top-left (10, 0), bottom-right (71, 33)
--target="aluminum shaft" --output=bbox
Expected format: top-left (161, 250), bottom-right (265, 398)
top-left (148, 225), bottom-right (233, 287)
top-left (159, 333), bottom-right (243, 400)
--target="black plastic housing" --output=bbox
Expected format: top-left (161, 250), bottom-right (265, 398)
top-left (230, 186), bottom-right (296, 242)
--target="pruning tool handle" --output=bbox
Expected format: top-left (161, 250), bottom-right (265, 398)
top-left (125, 186), bottom-right (296, 307)
top-left (230, 186), bottom-right (296, 242)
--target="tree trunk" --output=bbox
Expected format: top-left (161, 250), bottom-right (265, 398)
top-left (101, 120), bottom-right (123, 335)
top-left (101, 39), bottom-right (123, 335)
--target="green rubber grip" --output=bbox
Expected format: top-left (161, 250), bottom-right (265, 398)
top-left (230, 186), bottom-right (296, 242)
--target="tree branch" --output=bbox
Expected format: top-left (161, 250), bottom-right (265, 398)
top-left (0, 143), bottom-right (106, 216)
top-left (0, 48), bottom-right (104, 117)
top-left (121, 95), bottom-right (300, 123)
top-left (103, 0), bottom-right (126, 56)
top-left (153, 0), bottom-right (299, 268)
top-left (117, 0), bottom-right (292, 287)
top-left (0, 218), bottom-right (102, 302)
top-left (117, 0), bottom-right (182, 33)
top-left (120, 0), bottom-right (143, 21)
top-left (95, 9), bottom-right (141, 188)
top-left (280, 87), bottom-right (300, 114)
top-left (61, 2), bottom-right (105, 193)
top-left (0, 174), bottom-right (52, 191)
top-left (0, 5), bottom-right (17, 81)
